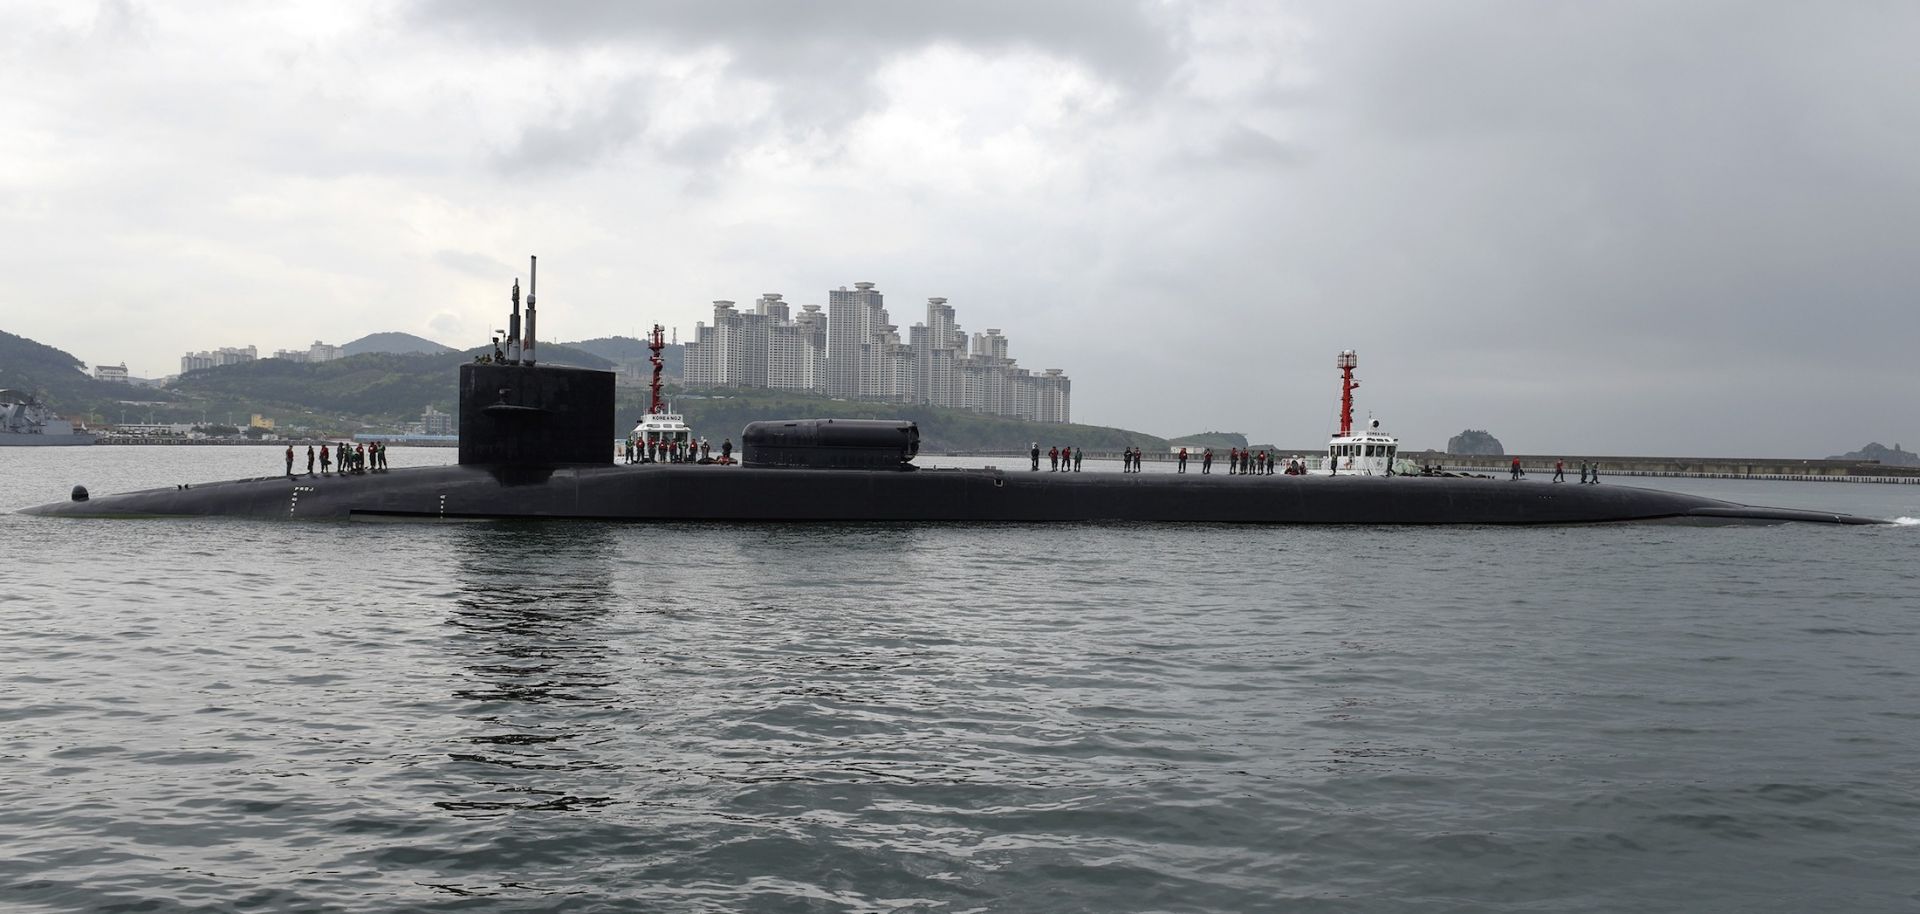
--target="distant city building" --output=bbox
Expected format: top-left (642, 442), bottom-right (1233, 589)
top-left (827, 282), bottom-right (887, 400)
top-left (768, 303), bottom-right (828, 392)
top-left (685, 295), bottom-right (827, 393)
top-left (249, 414), bottom-right (275, 430)
top-left (421, 405), bottom-right (453, 436)
top-left (682, 282), bottom-right (1069, 423)
top-left (180, 345), bottom-right (257, 374)
top-left (111, 422), bottom-right (195, 436)
top-left (270, 341), bottom-right (346, 364)
top-left (93, 363), bottom-right (129, 384)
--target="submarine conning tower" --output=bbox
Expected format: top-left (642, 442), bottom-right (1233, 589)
top-left (458, 362), bottom-right (614, 466)
top-left (742, 418), bottom-right (919, 470)
top-left (457, 255), bottom-right (616, 467)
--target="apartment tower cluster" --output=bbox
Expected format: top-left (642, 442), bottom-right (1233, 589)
top-left (179, 341), bottom-right (346, 374)
top-left (683, 283), bottom-right (1071, 423)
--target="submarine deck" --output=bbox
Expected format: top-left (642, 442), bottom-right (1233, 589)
top-left (18, 462), bottom-right (1885, 525)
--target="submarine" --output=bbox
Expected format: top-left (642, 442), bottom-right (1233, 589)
top-left (19, 262), bottom-right (1885, 526)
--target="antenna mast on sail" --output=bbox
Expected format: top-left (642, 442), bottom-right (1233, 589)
top-left (523, 255), bottom-right (538, 366)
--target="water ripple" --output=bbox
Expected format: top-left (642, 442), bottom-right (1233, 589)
top-left (3, 452), bottom-right (1919, 911)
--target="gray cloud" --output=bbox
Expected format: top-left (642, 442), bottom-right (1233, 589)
top-left (434, 249), bottom-right (509, 279)
top-left (413, 0), bottom-right (1178, 86)
top-left (3, 1), bottom-right (1914, 455)
top-left (494, 83), bottom-right (649, 173)
top-left (416, 0), bottom-right (1180, 161)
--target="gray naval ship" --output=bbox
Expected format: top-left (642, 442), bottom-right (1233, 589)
top-left (2, 389), bottom-right (97, 446)
top-left (19, 261), bottom-right (1884, 526)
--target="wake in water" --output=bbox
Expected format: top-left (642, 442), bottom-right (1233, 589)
top-left (1893, 516), bottom-right (1920, 526)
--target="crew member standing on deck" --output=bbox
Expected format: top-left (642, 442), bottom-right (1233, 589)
top-left (1177, 447), bottom-right (1188, 473)
top-left (319, 444), bottom-right (331, 476)
top-left (1553, 459), bottom-right (1565, 483)
top-left (1202, 448), bottom-right (1213, 474)
top-left (1030, 442), bottom-right (1040, 471)
top-left (1579, 462), bottom-right (1589, 484)
top-left (284, 445), bottom-right (294, 477)
top-left (306, 445), bottom-right (315, 476)
top-left (1073, 447), bottom-right (1083, 472)
top-left (1510, 456), bottom-right (1522, 480)
top-left (1049, 446), bottom-right (1060, 472)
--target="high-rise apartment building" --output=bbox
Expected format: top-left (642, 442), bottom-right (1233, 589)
top-left (768, 304), bottom-right (827, 392)
top-left (826, 282), bottom-right (887, 399)
top-left (685, 282), bottom-right (1069, 423)
top-left (180, 345), bottom-right (257, 374)
top-left (686, 295), bottom-right (826, 392)
top-left (270, 341), bottom-right (346, 364)
top-left (1036, 369), bottom-right (1072, 424)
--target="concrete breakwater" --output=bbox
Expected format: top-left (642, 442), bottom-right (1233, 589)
top-left (1403, 451), bottom-right (1920, 484)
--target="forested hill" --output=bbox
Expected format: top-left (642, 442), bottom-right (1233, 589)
top-left (1167, 431), bottom-right (1248, 449)
top-left (0, 329), bottom-right (177, 412)
top-left (169, 345), bottom-right (615, 422)
top-left (341, 332), bottom-right (454, 356)
top-left (3, 328), bottom-right (1189, 448)
top-left (652, 389), bottom-right (1174, 453)
top-left (1830, 442), bottom-right (1920, 467)
top-left (561, 337), bottom-right (684, 376)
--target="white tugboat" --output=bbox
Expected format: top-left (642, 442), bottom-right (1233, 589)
top-left (0, 389), bottom-right (97, 446)
top-left (1318, 349), bottom-right (1400, 475)
top-left (628, 324), bottom-right (697, 461)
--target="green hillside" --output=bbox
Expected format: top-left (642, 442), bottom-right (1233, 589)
top-left (0, 329), bottom-right (179, 419)
top-left (166, 344), bottom-right (615, 431)
top-left (561, 337), bottom-right (684, 376)
top-left (4, 328), bottom-right (1182, 448)
top-left (637, 387), bottom-right (1171, 453)
top-left (341, 331), bottom-right (453, 356)
top-left (1168, 431), bottom-right (1248, 449)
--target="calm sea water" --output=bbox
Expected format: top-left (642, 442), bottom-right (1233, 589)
top-left (3, 446), bottom-right (1918, 913)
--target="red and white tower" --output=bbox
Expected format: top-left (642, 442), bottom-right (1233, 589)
top-left (647, 323), bottom-right (667, 415)
top-left (1337, 349), bottom-right (1359, 437)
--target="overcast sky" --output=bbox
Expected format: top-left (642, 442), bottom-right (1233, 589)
top-left (4, 0), bottom-right (1916, 454)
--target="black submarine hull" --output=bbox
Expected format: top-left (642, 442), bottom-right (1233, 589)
top-left (18, 463), bottom-right (1885, 525)
top-left (17, 357), bottom-right (1883, 526)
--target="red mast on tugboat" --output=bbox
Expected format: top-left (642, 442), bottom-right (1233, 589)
top-left (647, 323), bottom-right (667, 415)
top-left (627, 323), bottom-right (694, 463)
top-left (1337, 349), bottom-right (1358, 437)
